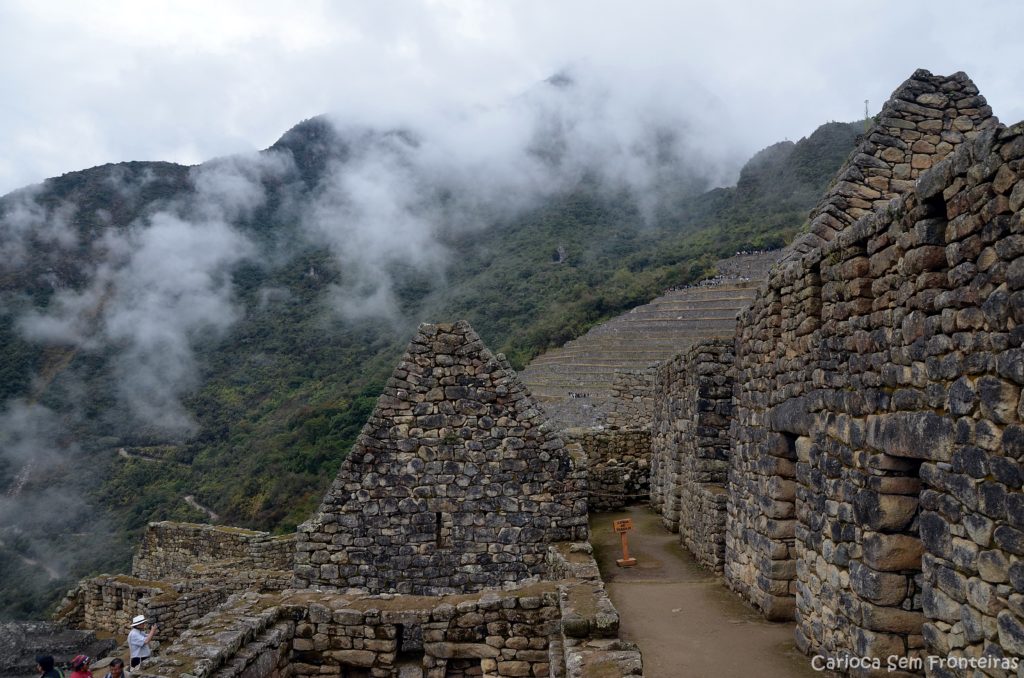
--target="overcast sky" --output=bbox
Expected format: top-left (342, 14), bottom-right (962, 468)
top-left (1, 0), bottom-right (1022, 196)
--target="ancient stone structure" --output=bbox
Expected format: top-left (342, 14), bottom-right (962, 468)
top-left (603, 369), bottom-right (657, 430)
top-left (56, 523), bottom-right (294, 638)
top-left (48, 321), bottom-right (642, 678)
top-left (637, 69), bottom-right (1024, 673)
top-left (520, 252), bottom-right (776, 430)
top-left (726, 69), bottom-right (998, 628)
top-left (121, 542), bottom-right (640, 678)
top-left (294, 321), bottom-right (588, 595)
top-left (648, 340), bottom-right (734, 572)
top-left (781, 69), bottom-right (995, 265)
top-left (133, 522), bottom-right (293, 580)
top-left (42, 66), bottom-right (1024, 677)
top-left (0, 622), bottom-right (114, 678)
top-left (562, 429), bottom-right (651, 513)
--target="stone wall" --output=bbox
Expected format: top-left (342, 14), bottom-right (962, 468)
top-left (781, 69), bottom-right (996, 265)
top-left (134, 544), bottom-right (642, 678)
top-left (563, 429), bottom-right (651, 512)
top-left (0, 622), bottom-right (115, 678)
top-left (133, 522), bottom-right (294, 580)
top-left (726, 69), bottom-right (997, 625)
top-left (648, 340), bottom-right (734, 572)
top-left (603, 368), bottom-right (657, 430)
top-left (727, 74), bottom-right (1024, 668)
top-left (58, 522), bottom-right (292, 642)
top-left (56, 568), bottom-right (293, 640)
top-left (295, 322), bottom-right (589, 595)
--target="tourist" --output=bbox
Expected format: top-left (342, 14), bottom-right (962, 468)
top-left (68, 656), bottom-right (91, 678)
top-left (36, 655), bottom-right (61, 678)
top-left (103, 658), bottom-right (125, 678)
top-left (127, 615), bottom-right (157, 671)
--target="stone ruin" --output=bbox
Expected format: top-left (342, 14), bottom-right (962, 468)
top-left (0, 622), bottom-right (114, 678)
top-left (644, 67), bottom-right (1024, 674)
top-left (44, 321), bottom-right (641, 678)
top-left (25, 67), bottom-right (1024, 677)
top-left (294, 321), bottom-right (589, 595)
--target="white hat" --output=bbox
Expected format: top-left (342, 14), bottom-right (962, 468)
top-left (130, 614), bottom-right (148, 627)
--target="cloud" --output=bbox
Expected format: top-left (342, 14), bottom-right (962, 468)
top-left (0, 399), bottom-right (92, 588)
top-left (292, 65), bottom-right (732, 320)
top-left (0, 188), bottom-right (78, 270)
top-left (15, 152), bottom-right (294, 434)
top-left (2, 1), bottom-right (1023, 197)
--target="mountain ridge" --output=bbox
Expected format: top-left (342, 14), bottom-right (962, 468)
top-left (0, 111), bottom-right (862, 619)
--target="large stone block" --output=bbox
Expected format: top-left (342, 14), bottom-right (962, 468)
top-left (865, 412), bottom-right (955, 461)
top-left (862, 532), bottom-right (924, 572)
top-left (850, 561), bottom-right (910, 606)
top-left (855, 492), bottom-right (919, 532)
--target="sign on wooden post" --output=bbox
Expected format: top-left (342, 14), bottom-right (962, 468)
top-left (612, 518), bottom-right (637, 567)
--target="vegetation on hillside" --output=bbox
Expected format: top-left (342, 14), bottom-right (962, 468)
top-left (0, 116), bottom-right (860, 618)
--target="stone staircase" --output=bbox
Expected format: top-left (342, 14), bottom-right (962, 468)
top-left (521, 252), bottom-right (780, 428)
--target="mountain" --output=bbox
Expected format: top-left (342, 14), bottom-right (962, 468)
top-left (0, 104), bottom-right (862, 618)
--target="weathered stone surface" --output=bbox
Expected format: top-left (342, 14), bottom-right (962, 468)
top-left (295, 321), bottom-right (588, 594)
top-left (863, 533), bottom-right (925, 571)
top-left (424, 642), bottom-right (500, 659)
top-left (865, 412), bottom-right (955, 461)
top-left (850, 561), bottom-right (910, 606)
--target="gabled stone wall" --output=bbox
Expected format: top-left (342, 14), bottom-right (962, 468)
top-left (294, 321), bottom-right (588, 595)
top-left (782, 69), bottom-right (996, 265)
top-left (726, 69), bottom-right (997, 625)
top-left (725, 83), bottom-right (1024, 668)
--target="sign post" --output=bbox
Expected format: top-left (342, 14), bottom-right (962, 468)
top-left (612, 518), bottom-right (637, 567)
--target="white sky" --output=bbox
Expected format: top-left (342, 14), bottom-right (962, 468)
top-left (1, 0), bottom-right (1022, 196)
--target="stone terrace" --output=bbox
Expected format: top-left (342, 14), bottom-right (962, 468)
top-left (520, 251), bottom-right (779, 430)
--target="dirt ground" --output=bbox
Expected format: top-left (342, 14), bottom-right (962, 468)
top-left (589, 506), bottom-right (818, 678)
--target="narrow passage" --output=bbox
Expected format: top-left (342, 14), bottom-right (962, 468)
top-left (589, 506), bottom-right (816, 678)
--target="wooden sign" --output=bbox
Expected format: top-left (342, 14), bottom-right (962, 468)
top-left (612, 518), bottom-right (633, 534)
top-left (612, 518), bottom-right (637, 567)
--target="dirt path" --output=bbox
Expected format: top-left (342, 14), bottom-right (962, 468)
top-left (184, 494), bottom-right (220, 522)
top-left (589, 506), bottom-right (816, 678)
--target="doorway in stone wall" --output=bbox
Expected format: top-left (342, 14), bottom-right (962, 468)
top-left (394, 623), bottom-right (426, 677)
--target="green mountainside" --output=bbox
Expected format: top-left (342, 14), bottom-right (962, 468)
top-left (0, 114), bottom-right (860, 619)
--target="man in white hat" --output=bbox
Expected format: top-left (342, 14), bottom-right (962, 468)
top-left (127, 615), bottom-right (156, 671)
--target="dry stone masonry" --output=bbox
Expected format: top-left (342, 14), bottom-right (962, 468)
top-left (133, 522), bottom-right (293, 580)
top-left (649, 340), bottom-right (734, 571)
top-left (52, 321), bottom-right (642, 678)
top-left (46, 67), bottom-right (1024, 678)
top-left (782, 69), bottom-right (997, 265)
top-left (562, 429), bottom-right (651, 513)
top-left (55, 523), bottom-right (294, 638)
top-left (129, 542), bottom-right (640, 678)
top-left (603, 369), bottom-right (657, 430)
top-left (721, 69), bottom-right (1024, 672)
top-left (726, 69), bottom-right (997, 625)
top-left (294, 321), bottom-right (589, 595)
